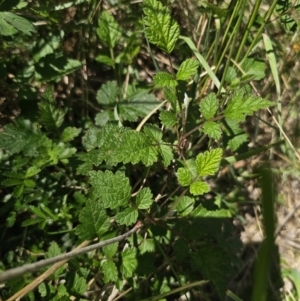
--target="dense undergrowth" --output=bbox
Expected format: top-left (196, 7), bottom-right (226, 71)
top-left (0, 0), bottom-right (300, 300)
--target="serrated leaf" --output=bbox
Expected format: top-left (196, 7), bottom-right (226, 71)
top-left (174, 196), bottom-right (194, 216)
top-left (191, 205), bottom-right (231, 217)
top-left (242, 58), bottom-right (265, 80)
top-left (29, 205), bottom-right (47, 219)
top-left (116, 207), bottom-right (138, 226)
top-left (102, 234), bottom-right (118, 257)
top-left (97, 11), bottom-right (121, 48)
top-left (25, 166), bottom-right (41, 178)
top-left (224, 90), bottom-right (274, 121)
top-left (39, 87), bottom-right (66, 131)
top-left (164, 86), bottom-right (178, 109)
top-left (153, 72), bottom-right (177, 88)
top-left (2, 178), bottom-right (24, 187)
top-left (143, 0), bottom-right (179, 53)
top-left (158, 144), bottom-right (173, 167)
top-left (143, 124), bottom-right (162, 142)
top-left (46, 241), bottom-right (61, 258)
top-left (61, 127), bottom-right (81, 142)
top-left (190, 181), bottom-right (210, 195)
top-left (176, 58), bottom-right (199, 81)
top-left (136, 187), bottom-right (153, 209)
top-left (65, 272), bottom-right (88, 296)
top-left (0, 12), bottom-right (36, 36)
top-left (6, 211), bottom-right (16, 227)
top-left (195, 148), bottom-right (222, 176)
top-left (95, 54), bottom-right (115, 67)
top-left (102, 260), bottom-right (118, 283)
top-left (200, 93), bottom-right (218, 120)
top-left (95, 111), bottom-right (114, 126)
top-left (96, 81), bottom-right (118, 105)
top-left (76, 199), bottom-right (110, 240)
top-left (227, 133), bottom-right (248, 152)
top-left (33, 34), bottom-right (61, 62)
top-left (89, 170), bottom-right (131, 209)
top-left (119, 91), bottom-right (158, 122)
top-left (159, 111), bottom-right (177, 127)
top-left (117, 33), bottom-right (141, 64)
top-left (139, 238), bottom-right (155, 254)
top-left (177, 167), bottom-right (193, 186)
top-left (82, 124), bottom-right (159, 166)
top-left (203, 121), bottom-right (222, 139)
top-left (121, 248), bottom-right (137, 278)
top-left (24, 179), bottom-right (35, 187)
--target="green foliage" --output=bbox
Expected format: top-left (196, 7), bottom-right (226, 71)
top-left (0, 0), bottom-right (280, 300)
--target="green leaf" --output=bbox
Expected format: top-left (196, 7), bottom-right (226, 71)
top-left (143, 124), bottom-right (162, 142)
top-left (177, 167), bottom-right (193, 186)
top-left (200, 93), bottom-right (218, 120)
top-left (119, 91), bottom-right (158, 122)
top-left (117, 33), bottom-right (141, 64)
top-left (224, 90), bottom-right (274, 121)
top-left (159, 111), bottom-right (177, 127)
top-left (176, 58), bottom-right (199, 81)
top-left (116, 207), bottom-right (138, 226)
top-left (121, 248), bottom-right (137, 278)
top-left (95, 111), bottom-right (114, 126)
top-left (65, 272), bottom-right (88, 296)
top-left (228, 133), bottom-right (248, 152)
top-left (28, 206), bottom-right (47, 219)
top-left (136, 187), bottom-right (153, 209)
top-left (76, 199), bottom-right (110, 240)
top-left (190, 181), bottom-right (210, 195)
top-left (33, 33), bottom-right (62, 61)
top-left (97, 11), bottom-right (121, 48)
top-left (22, 217), bottom-right (45, 227)
top-left (174, 196), bottom-right (194, 216)
top-left (6, 211), bottom-right (16, 227)
top-left (153, 72), bottom-right (177, 88)
top-left (203, 121), bottom-right (222, 139)
top-left (0, 119), bottom-right (46, 155)
top-left (82, 124), bottom-right (159, 166)
top-left (242, 58), bottom-right (265, 80)
top-left (0, 12), bottom-right (36, 36)
top-left (164, 86), bottom-right (178, 109)
top-left (61, 127), bottom-right (81, 142)
top-left (143, 0), bottom-right (179, 53)
top-left (139, 238), bottom-right (155, 254)
top-left (158, 144), bottom-right (173, 167)
top-left (89, 170), bottom-right (131, 209)
top-left (191, 205), bottom-right (231, 217)
top-left (96, 81), bottom-right (118, 105)
top-left (24, 179), bottom-right (35, 187)
top-left (39, 86), bottom-right (66, 131)
top-left (95, 54), bottom-right (115, 67)
top-left (2, 178), bottom-right (24, 187)
top-left (25, 166), bottom-right (41, 178)
top-left (46, 241), bottom-right (61, 258)
top-left (102, 260), bottom-right (118, 283)
top-left (102, 234), bottom-right (118, 257)
top-left (195, 148), bottom-right (222, 176)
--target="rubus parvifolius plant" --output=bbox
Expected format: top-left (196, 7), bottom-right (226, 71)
top-left (0, 0), bottom-right (276, 300)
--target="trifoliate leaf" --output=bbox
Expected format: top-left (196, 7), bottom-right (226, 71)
top-left (102, 260), bottom-right (118, 283)
top-left (119, 91), bottom-right (158, 122)
top-left (195, 148), bottom-right (222, 176)
top-left (190, 181), bottom-right (210, 195)
top-left (176, 58), bottom-right (199, 81)
top-left (97, 11), bottom-right (121, 48)
top-left (158, 144), bottom-right (174, 167)
top-left (143, 0), bottom-right (179, 53)
top-left (96, 81), bottom-right (118, 105)
top-left (153, 72), bottom-right (177, 88)
top-left (159, 111), bottom-right (177, 127)
top-left (191, 205), bottom-right (231, 217)
top-left (136, 187), bottom-right (153, 209)
top-left (177, 167), bottom-right (193, 186)
top-left (76, 199), bottom-right (110, 240)
top-left (121, 248), bottom-right (137, 278)
top-left (116, 207), bottom-right (138, 226)
top-left (61, 127), bottom-right (81, 142)
top-left (224, 90), bottom-right (274, 121)
top-left (203, 121), bottom-right (222, 139)
top-left (200, 93), bottom-right (218, 120)
top-left (89, 170), bottom-right (131, 209)
top-left (174, 196), bottom-right (194, 216)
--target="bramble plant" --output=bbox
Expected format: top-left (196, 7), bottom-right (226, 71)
top-left (0, 0), bottom-right (294, 300)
